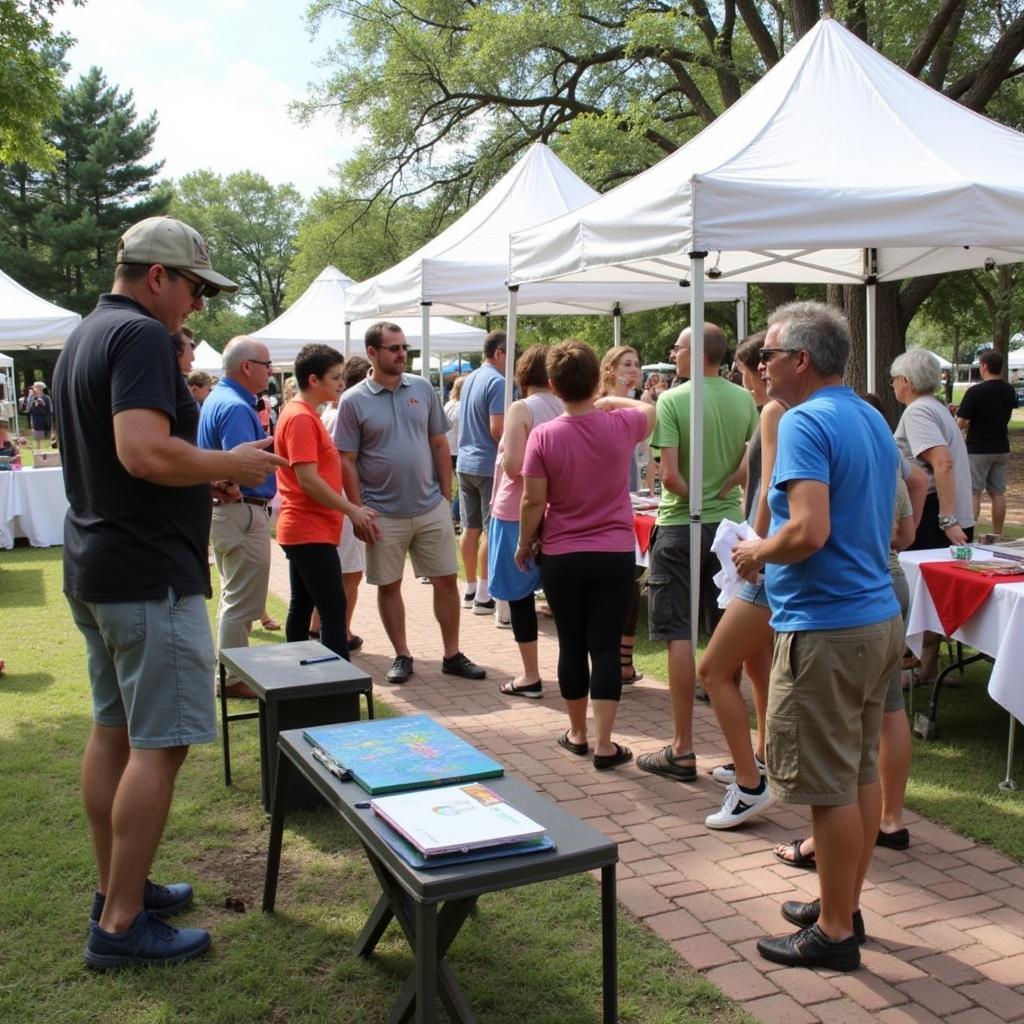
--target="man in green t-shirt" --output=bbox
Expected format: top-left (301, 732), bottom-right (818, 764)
top-left (637, 323), bottom-right (758, 784)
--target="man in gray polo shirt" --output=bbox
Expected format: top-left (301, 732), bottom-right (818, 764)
top-left (334, 322), bottom-right (486, 684)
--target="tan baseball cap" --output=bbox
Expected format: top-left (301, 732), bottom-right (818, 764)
top-left (116, 216), bottom-right (238, 294)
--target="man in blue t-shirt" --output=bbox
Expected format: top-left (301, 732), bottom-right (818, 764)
top-left (198, 336), bottom-right (277, 696)
top-left (455, 330), bottom-right (507, 614)
top-left (732, 302), bottom-right (902, 974)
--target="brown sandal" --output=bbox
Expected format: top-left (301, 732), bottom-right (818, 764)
top-left (774, 837), bottom-right (816, 870)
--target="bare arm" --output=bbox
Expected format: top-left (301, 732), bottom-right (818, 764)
top-left (718, 448), bottom-right (747, 500)
top-left (894, 512), bottom-right (916, 552)
top-left (918, 443), bottom-right (967, 544)
top-left (904, 461), bottom-right (928, 529)
top-left (594, 394), bottom-right (657, 435)
top-left (292, 462), bottom-right (378, 539)
top-left (733, 479), bottom-right (830, 579)
top-left (955, 416), bottom-right (969, 430)
top-left (338, 451), bottom-right (380, 544)
top-left (500, 400), bottom-right (532, 479)
top-left (754, 401), bottom-right (786, 539)
top-left (659, 446), bottom-right (688, 500)
top-left (113, 408), bottom-right (284, 488)
top-left (430, 433), bottom-right (452, 501)
top-left (515, 474), bottom-right (548, 570)
top-left (489, 412), bottom-right (505, 442)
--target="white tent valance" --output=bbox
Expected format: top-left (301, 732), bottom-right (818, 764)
top-left (0, 269), bottom-right (81, 349)
top-left (191, 340), bottom-right (223, 373)
top-left (251, 266), bottom-right (485, 365)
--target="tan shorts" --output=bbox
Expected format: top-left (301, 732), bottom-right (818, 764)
top-left (366, 500), bottom-right (459, 586)
top-left (766, 614), bottom-right (903, 806)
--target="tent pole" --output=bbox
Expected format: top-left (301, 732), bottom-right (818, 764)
top-left (344, 320), bottom-right (351, 359)
top-left (688, 256), bottom-right (707, 652)
top-left (504, 286), bottom-right (519, 412)
top-left (613, 303), bottom-right (622, 345)
top-left (737, 298), bottom-right (748, 340)
top-left (420, 302), bottom-right (432, 386)
top-left (865, 283), bottom-right (877, 393)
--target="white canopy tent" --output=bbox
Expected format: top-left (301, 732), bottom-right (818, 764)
top-left (191, 340), bottom-right (223, 374)
top-left (509, 17), bottom-right (1024, 646)
top-left (0, 352), bottom-right (16, 427)
top-left (250, 266), bottom-right (486, 366)
top-left (0, 268), bottom-right (81, 350)
top-left (344, 143), bottom-right (747, 404)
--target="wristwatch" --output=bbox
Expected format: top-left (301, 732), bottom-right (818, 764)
top-left (938, 514), bottom-right (958, 529)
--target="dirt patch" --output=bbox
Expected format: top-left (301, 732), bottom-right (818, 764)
top-left (193, 840), bottom-right (299, 916)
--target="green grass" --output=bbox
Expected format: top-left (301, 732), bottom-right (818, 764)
top-left (0, 546), bottom-right (748, 1024)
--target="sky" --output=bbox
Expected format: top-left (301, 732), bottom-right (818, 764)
top-left (52, 0), bottom-right (360, 197)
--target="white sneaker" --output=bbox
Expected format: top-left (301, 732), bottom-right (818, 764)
top-left (704, 782), bottom-right (774, 830)
top-left (495, 600), bottom-right (512, 629)
top-left (712, 754), bottom-right (766, 785)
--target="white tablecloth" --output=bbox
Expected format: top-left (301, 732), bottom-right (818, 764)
top-left (0, 466), bottom-right (67, 548)
top-left (899, 548), bottom-right (1024, 726)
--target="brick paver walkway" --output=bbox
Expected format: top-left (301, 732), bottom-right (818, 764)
top-left (269, 549), bottom-right (1024, 1020)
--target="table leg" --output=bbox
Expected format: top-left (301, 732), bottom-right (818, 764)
top-left (602, 863), bottom-right (618, 1024)
top-left (219, 660), bottom-right (232, 786)
top-left (262, 748), bottom-right (291, 912)
top-left (260, 699), bottom-right (277, 813)
top-left (354, 893), bottom-right (395, 958)
top-left (414, 901), bottom-right (437, 1024)
top-left (1000, 716), bottom-right (1019, 791)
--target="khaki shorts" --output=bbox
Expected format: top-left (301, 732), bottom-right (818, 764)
top-left (366, 500), bottom-right (459, 586)
top-left (766, 614), bottom-right (903, 806)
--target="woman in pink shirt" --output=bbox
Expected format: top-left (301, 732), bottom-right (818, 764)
top-left (517, 341), bottom-right (655, 769)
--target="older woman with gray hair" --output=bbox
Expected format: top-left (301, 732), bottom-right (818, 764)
top-left (891, 347), bottom-right (974, 685)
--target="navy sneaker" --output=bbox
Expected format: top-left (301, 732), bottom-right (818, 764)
top-left (85, 910), bottom-right (210, 969)
top-left (90, 880), bottom-right (193, 923)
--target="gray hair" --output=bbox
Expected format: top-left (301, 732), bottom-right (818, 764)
top-left (222, 335), bottom-right (265, 373)
top-left (890, 348), bottom-right (942, 394)
top-left (768, 301), bottom-right (850, 378)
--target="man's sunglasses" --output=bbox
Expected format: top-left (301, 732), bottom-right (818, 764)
top-left (758, 347), bottom-right (799, 363)
top-left (381, 343), bottom-right (410, 353)
top-left (167, 267), bottom-right (213, 300)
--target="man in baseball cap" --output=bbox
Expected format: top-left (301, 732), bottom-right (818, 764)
top-left (117, 216), bottom-right (239, 297)
top-left (53, 214), bottom-right (283, 970)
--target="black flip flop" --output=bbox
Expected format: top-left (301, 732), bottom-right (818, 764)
top-left (594, 743), bottom-right (633, 771)
top-left (774, 837), bottom-right (816, 870)
top-left (557, 730), bottom-right (588, 756)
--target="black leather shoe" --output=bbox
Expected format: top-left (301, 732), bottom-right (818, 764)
top-left (757, 923), bottom-right (860, 971)
top-left (386, 655), bottom-right (414, 684)
top-left (780, 898), bottom-right (866, 944)
top-left (441, 652), bottom-right (486, 679)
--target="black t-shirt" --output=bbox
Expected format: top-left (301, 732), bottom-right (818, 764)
top-left (53, 293), bottom-right (211, 601)
top-left (956, 378), bottom-right (1016, 454)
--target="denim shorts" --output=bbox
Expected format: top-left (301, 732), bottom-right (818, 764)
top-left (67, 588), bottom-right (216, 749)
top-left (736, 579), bottom-right (770, 609)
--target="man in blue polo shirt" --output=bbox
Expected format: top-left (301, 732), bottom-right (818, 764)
top-left (732, 302), bottom-right (903, 973)
top-left (198, 336), bottom-right (276, 697)
top-left (456, 330), bottom-right (507, 613)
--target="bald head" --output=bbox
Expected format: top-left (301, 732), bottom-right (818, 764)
top-left (678, 322), bottom-right (728, 368)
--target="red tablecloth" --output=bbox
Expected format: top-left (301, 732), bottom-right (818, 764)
top-left (633, 513), bottom-right (657, 555)
top-left (919, 560), bottom-right (1024, 635)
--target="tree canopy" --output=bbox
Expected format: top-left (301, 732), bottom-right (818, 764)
top-left (302, 0), bottom-right (1024, 402)
top-left (0, 0), bottom-right (76, 169)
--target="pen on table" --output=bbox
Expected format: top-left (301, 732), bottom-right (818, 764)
top-left (300, 654), bottom-right (342, 665)
top-left (311, 748), bottom-right (351, 780)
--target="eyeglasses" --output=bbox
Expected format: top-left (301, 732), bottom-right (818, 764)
top-left (670, 345), bottom-right (688, 355)
top-left (758, 347), bottom-right (799, 364)
top-left (167, 267), bottom-right (210, 300)
top-left (248, 359), bottom-right (273, 369)
top-left (381, 344), bottom-right (410, 353)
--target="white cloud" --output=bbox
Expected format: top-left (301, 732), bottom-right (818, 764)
top-left (52, 0), bottom-right (360, 196)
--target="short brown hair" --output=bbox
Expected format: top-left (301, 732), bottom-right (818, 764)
top-left (515, 344), bottom-right (549, 392)
top-left (733, 330), bottom-right (768, 373)
top-left (187, 370), bottom-right (213, 389)
top-left (364, 321), bottom-right (402, 350)
top-left (343, 355), bottom-right (370, 389)
top-left (546, 339), bottom-right (599, 403)
top-left (295, 343), bottom-right (343, 389)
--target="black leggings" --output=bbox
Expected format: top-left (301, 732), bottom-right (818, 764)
top-left (622, 565), bottom-right (646, 637)
top-left (509, 594), bottom-right (537, 644)
top-left (539, 550), bottom-right (635, 702)
top-left (281, 543), bottom-right (348, 660)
